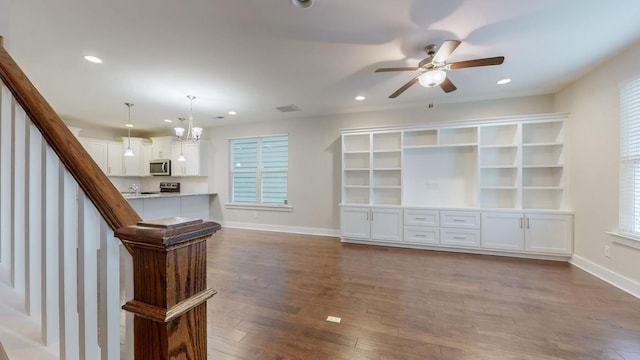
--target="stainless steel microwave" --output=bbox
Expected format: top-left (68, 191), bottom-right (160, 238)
top-left (149, 160), bottom-right (171, 176)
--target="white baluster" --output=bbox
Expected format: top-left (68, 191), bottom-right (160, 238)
top-left (59, 168), bottom-right (79, 359)
top-left (26, 120), bottom-right (43, 320)
top-left (78, 192), bottom-right (100, 358)
top-left (99, 219), bottom-right (121, 360)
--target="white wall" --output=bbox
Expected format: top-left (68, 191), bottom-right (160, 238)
top-left (556, 40), bottom-right (640, 292)
top-left (207, 95), bottom-right (554, 235)
top-left (0, 0), bottom-right (9, 47)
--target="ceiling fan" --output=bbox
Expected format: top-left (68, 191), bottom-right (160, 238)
top-left (376, 40), bottom-right (505, 98)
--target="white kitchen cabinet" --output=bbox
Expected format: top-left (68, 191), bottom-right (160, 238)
top-left (82, 138), bottom-right (108, 173)
top-left (171, 140), bottom-right (207, 176)
top-left (121, 137), bottom-right (149, 176)
top-left (106, 141), bottom-right (123, 176)
top-left (340, 206), bottom-right (402, 242)
top-left (142, 143), bottom-right (152, 176)
top-left (149, 136), bottom-right (174, 160)
top-left (482, 211), bottom-right (573, 255)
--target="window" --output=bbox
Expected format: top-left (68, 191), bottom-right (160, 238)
top-left (230, 135), bottom-right (288, 205)
top-left (619, 76), bottom-right (640, 236)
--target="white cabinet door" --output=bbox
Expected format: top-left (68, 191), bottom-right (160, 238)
top-left (84, 140), bottom-right (108, 173)
top-left (142, 143), bottom-right (152, 176)
top-left (150, 136), bottom-right (173, 159)
top-left (370, 208), bottom-right (402, 242)
top-left (122, 139), bottom-right (144, 176)
top-left (182, 142), bottom-right (201, 176)
top-left (481, 212), bottom-right (525, 251)
top-left (340, 207), bottom-right (370, 239)
top-left (106, 142), bottom-right (123, 176)
top-left (525, 213), bottom-right (573, 255)
top-left (171, 141), bottom-right (206, 176)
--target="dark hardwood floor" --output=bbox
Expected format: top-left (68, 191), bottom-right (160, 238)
top-left (205, 228), bottom-right (640, 360)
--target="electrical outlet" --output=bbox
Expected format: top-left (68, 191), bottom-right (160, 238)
top-left (604, 245), bottom-right (611, 258)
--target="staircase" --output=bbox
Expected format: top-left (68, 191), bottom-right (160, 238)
top-left (0, 37), bottom-right (220, 359)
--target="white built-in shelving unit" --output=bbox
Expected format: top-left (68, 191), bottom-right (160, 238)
top-left (340, 113), bottom-right (573, 259)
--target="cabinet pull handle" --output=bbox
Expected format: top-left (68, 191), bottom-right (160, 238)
top-left (453, 236), bottom-right (466, 240)
top-left (526, 218), bottom-right (530, 229)
top-left (371, 211), bottom-right (373, 222)
top-left (366, 212), bottom-right (369, 221)
top-left (453, 219), bottom-right (465, 222)
top-left (415, 217), bottom-right (427, 220)
top-left (520, 218), bottom-right (523, 229)
top-left (415, 234), bottom-right (426, 237)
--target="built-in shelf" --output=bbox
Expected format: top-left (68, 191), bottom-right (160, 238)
top-left (342, 115), bottom-right (567, 211)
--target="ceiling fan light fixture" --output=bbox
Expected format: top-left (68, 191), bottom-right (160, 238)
top-left (290, 0), bottom-right (313, 8)
top-left (418, 70), bottom-right (447, 88)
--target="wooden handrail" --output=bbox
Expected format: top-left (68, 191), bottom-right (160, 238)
top-left (0, 36), bottom-right (141, 230)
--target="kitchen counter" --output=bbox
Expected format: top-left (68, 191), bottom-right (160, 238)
top-left (121, 192), bottom-right (217, 200)
top-left (123, 193), bottom-right (216, 220)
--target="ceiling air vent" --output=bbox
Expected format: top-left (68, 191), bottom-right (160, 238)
top-left (275, 104), bottom-right (301, 112)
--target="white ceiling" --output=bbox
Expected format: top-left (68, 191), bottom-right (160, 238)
top-left (7, 0), bottom-right (640, 135)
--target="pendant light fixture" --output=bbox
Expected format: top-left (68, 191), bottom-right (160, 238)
top-left (124, 102), bottom-right (135, 157)
top-left (176, 118), bottom-right (186, 162)
top-left (174, 95), bottom-right (202, 143)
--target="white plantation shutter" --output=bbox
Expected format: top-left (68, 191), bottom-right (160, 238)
top-left (231, 138), bottom-right (258, 203)
top-left (261, 136), bottom-right (289, 204)
top-left (620, 76), bottom-right (640, 234)
top-left (230, 135), bottom-right (288, 205)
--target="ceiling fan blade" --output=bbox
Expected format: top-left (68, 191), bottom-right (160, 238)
top-left (432, 40), bottom-right (461, 64)
top-left (389, 76), bottom-right (420, 98)
top-left (440, 77), bottom-right (457, 93)
top-left (375, 67), bottom-right (419, 72)
top-left (448, 56), bottom-right (505, 69)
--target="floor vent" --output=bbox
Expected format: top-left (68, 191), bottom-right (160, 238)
top-left (275, 104), bottom-right (301, 112)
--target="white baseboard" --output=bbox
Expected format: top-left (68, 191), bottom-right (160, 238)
top-left (219, 221), bottom-right (340, 238)
top-left (570, 254), bottom-right (640, 299)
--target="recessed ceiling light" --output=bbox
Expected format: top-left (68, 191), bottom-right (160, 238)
top-left (164, 119), bottom-right (173, 123)
top-left (355, 96), bottom-right (365, 101)
top-left (83, 55), bottom-right (103, 64)
top-left (497, 78), bottom-right (512, 85)
top-left (228, 111), bottom-right (237, 115)
top-left (125, 123), bottom-right (133, 128)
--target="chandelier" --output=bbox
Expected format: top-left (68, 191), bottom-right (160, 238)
top-left (124, 102), bottom-right (135, 157)
top-left (174, 95), bottom-right (202, 143)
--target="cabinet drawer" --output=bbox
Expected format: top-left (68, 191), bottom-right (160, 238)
top-left (404, 209), bottom-right (439, 226)
top-left (440, 228), bottom-right (481, 247)
top-left (440, 211), bottom-right (481, 229)
top-left (404, 226), bottom-right (439, 245)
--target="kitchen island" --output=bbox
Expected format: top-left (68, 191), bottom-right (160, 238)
top-left (124, 192), bottom-right (216, 220)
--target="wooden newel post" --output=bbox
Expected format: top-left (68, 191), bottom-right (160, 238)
top-left (116, 217), bottom-right (221, 360)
